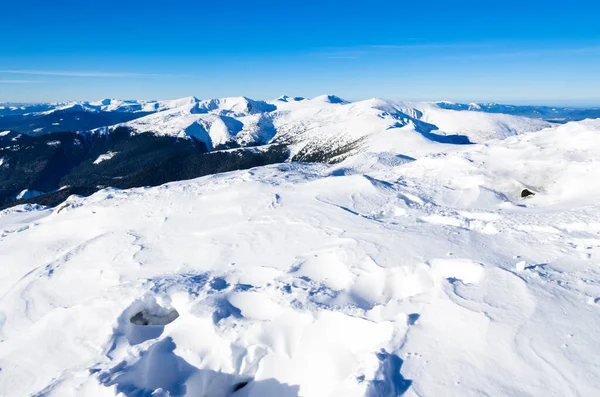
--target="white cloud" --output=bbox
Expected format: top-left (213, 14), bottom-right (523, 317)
top-left (367, 43), bottom-right (489, 50)
top-left (0, 80), bottom-right (41, 83)
top-left (0, 70), bottom-right (173, 78)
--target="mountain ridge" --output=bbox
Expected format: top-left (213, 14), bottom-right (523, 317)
top-left (2, 95), bottom-right (596, 210)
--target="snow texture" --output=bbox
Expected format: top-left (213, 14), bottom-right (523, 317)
top-left (89, 95), bottom-right (551, 160)
top-left (0, 108), bottom-right (599, 397)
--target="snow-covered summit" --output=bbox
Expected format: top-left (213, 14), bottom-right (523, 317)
top-left (310, 94), bottom-right (349, 104)
top-left (94, 96), bottom-right (278, 150)
top-left (90, 95), bottom-right (551, 160)
top-left (275, 95), bottom-right (306, 103)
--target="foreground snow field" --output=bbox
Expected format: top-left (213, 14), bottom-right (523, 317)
top-left (1, 119), bottom-right (600, 396)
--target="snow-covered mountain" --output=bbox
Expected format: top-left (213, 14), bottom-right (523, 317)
top-left (435, 101), bottom-right (600, 122)
top-left (0, 94), bottom-right (585, 210)
top-left (101, 96), bottom-right (277, 150)
top-left (93, 95), bottom-right (552, 160)
top-left (0, 98), bottom-right (194, 116)
top-left (0, 102), bottom-right (58, 116)
top-left (0, 97), bottom-right (209, 135)
top-left (1, 117), bottom-right (599, 396)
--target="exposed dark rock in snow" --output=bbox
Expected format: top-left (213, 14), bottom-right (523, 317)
top-left (521, 188), bottom-right (535, 198)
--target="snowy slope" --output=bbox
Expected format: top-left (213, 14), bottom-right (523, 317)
top-left (414, 102), bottom-right (553, 141)
top-left (1, 119), bottom-right (599, 396)
top-left (1, 95), bottom-right (553, 154)
top-left (99, 97), bottom-right (277, 150)
top-left (96, 95), bottom-right (551, 161)
top-left (270, 97), bottom-right (551, 161)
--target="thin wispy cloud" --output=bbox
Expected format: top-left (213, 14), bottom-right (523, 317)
top-left (316, 42), bottom-right (600, 62)
top-left (0, 70), bottom-right (177, 78)
top-left (326, 56), bottom-right (360, 59)
top-left (316, 42), bottom-right (491, 60)
top-left (0, 79), bottom-right (41, 83)
top-left (316, 48), bottom-right (368, 60)
top-left (440, 45), bottom-right (600, 61)
top-left (321, 50), bottom-right (364, 60)
top-left (367, 43), bottom-right (490, 50)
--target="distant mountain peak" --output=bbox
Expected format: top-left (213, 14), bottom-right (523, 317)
top-left (276, 95), bottom-right (306, 103)
top-left (312, 94), bottom-right (349, 104)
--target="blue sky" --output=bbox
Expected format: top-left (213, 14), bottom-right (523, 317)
top-left (1, 0), bottom-right (599, 105)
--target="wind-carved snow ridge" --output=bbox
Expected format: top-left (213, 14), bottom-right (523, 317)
top-left (1, 118), bottom-right (600, 396)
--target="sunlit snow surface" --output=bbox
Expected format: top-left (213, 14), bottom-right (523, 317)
top-left (91, 96), bottom-right (551, 160)
top-left (1, 119), bottom-right (600, 396)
